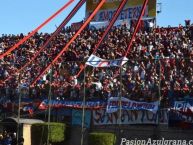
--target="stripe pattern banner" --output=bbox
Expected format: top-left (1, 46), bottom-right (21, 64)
top-left (86, 54), bottom-right (128, 67)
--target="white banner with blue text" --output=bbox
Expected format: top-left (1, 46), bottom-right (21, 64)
top-left (106, 97), bottom-right (159, 113)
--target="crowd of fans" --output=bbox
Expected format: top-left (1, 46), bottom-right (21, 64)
top-left (0, 131), bottom-right (17, 145)
top-left (0, 21), bottom-right (193, 108)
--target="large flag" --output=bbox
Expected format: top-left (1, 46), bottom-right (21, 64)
top-left (86, 0), bottom-right (157, 22)
top-left (86, 54), bottom-right (128, 67)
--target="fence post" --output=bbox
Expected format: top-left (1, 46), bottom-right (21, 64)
top-left (47, 65), bottom-right (53, 145)
top-left (81, 65), bottom-right (86, 145)
top-left (118, 65), bottom-right (123, 143)
top-left (155, 59), bottom-right (162, 139)
top-left (158, 59), bottom-right (162, 123)
top-left (17, 74), bottom-right (21, 145)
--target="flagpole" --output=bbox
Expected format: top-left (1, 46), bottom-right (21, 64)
top-left (156, 59), bottom-right (162, 138)
top-left (81, 65), bottom-right (86, 145)
top-left (17, 74), bottom-right (21, 145)
top-left (118, 65), bottom-right (123, 141)
top-left (158, 59), bottom-right (162, 123)
top-left (47, 65), bottom-right (53, 145)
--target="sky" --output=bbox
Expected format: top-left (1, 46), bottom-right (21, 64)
top-left (0, 0), bottom-right (193, 35)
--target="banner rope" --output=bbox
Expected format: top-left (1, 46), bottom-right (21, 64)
top-left (76, 0), bottom-right (149, 77)
top-left (30, 0), bottom-right (106, 87)
top-left (0, 0), bottom-right (74, 59)
top-left (76, 0), bottom-right (129, 77)
top-left (2, 0), bottom-right (86, 83)
top-left (124, 0), bottom-right (149, 57)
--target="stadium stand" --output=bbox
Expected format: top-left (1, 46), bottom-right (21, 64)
top-left (0, 23), bottom-right (193, 108)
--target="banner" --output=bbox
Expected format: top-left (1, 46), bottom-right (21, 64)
top-left (173, 100), bottom-right (193, 112)
top-left (38, 99), bottom-right (105, 110)
top-left (169, 99), bottom-right (193, 128)
top-left (86, 54), bottom-right (128, 67)
top-left (89, 19), bottom-right (130, 30)
top-left (86, 0), bottom-right (156, 21)
top-left (106, 97), bottom-right (159, 113)
top-left (89, 21), bottom-right (109, 30)
top-left (72, 110), bottom-right (91, 128)
top-left (71, 21), bottom-right (83, 32)
top-left (93, 109), bottom-right (168, 125)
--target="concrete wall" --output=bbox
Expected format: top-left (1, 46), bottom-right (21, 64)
top-left (67, 125), bottom-right (193, 145)
top-left (91, 125), bottom-right (193, 144)
top-left (20, 124), bottom-right (193, 145)
top-left (67, 126), bottom-right (89, 145)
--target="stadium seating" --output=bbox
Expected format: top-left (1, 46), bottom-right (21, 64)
top-left (0, 24), bottom-right (193, 108)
